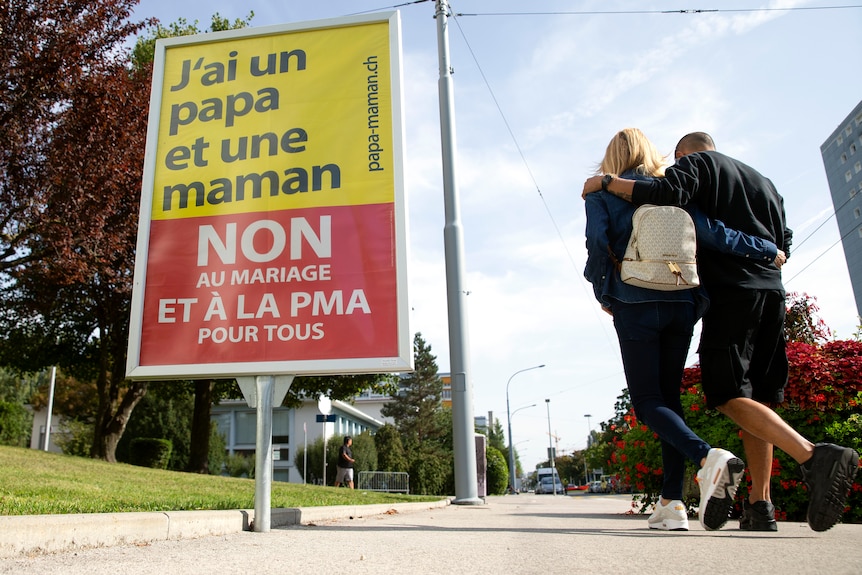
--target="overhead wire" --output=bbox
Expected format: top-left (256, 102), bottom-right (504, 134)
top-left (453, 5), bottom-right (862, 17)
top-left (447, 7), bottom-right (623, 355)
top-left (785, 221), bottom-right (859, 286)
top-left (347, 0), bottom-right (857, 330)
top-left (446, 1), bottom-right (858, 299)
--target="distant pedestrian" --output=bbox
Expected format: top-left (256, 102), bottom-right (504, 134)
top-left (334, 436), bottom-right (355, 489)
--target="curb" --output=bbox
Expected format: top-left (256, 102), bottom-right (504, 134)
top-left (0, 499), bottom-right (450, 558)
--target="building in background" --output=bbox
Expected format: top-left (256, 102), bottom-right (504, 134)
top-left (211, 397), bottom-right (384, 484)
top-left (820, 99), bottom-right (862, 319)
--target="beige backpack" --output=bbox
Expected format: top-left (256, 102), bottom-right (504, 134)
top-left (619, 204), bottom-right (699, 291)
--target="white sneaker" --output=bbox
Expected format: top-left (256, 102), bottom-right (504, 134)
top-left (648, 499), bottom-right (689, 531)
top-left (697, 448), bottom-right (746, 530)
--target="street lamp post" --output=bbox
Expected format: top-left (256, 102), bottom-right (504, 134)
top-left (508, 404), bottom-right (536, 491)
top-left (545, 399), bottom-right (556, 496)
top-left (583, 414), bottom-right (592, 485)
top-left (506, 364), bottom-right (545, 494)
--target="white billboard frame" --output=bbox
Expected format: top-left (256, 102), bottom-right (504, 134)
top-left (126, 12), bottom-right (411, 380)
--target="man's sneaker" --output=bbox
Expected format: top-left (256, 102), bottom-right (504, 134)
top-left (648, 499), bottom-right (689, 531)
top-left (696, 448), bottom-right (745, 531)
top-left (740, 500), bottom-right (778, 532)
top-left (799, 443), bottom-right (860, 532)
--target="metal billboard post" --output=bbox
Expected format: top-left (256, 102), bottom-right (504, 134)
top-left (237, 375), bottom-right (294, 533)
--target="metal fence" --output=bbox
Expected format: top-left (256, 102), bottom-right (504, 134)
top-left (357, 471), bottom-right (410, 494)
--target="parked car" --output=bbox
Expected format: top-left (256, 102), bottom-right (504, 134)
top-left (588, 480), bottom-right (604, 493)
top-left (536, 476), bottom-right (564, 495)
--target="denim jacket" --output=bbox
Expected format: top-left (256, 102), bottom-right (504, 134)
top-left (584, 171), bottom-right (777, 315)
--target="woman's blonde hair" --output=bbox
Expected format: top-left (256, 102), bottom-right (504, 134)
top-left (598, 128), bottom-right (667, 177)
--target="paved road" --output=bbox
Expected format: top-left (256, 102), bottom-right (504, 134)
top-left (2, 494), bottom-right (860, 575)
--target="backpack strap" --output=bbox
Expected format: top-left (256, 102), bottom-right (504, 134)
top-left (607, 244), bottom-right (621, 272)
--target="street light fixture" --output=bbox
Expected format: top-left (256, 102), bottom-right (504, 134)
top-left (506, 364), bottom-right (545, 494)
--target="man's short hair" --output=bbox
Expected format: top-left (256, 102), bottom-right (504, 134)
top-left (343, 436), bottom-right (352, 445)
top-left (676, 132), bottom-right (716, 155)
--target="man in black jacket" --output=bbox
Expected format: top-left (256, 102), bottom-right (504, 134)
top-left (582, 132), bottom-right (858, 532)
top-left (334, 436), bottom-right (355, 489)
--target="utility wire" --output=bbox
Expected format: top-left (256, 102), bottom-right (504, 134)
top-left (352, 0), bottom-right (857, 296)
top-left (791, 191), bottom-right (857, 253)
top-left (454, 5), bottom-right (862, 17)
top-left (449, 12), bottom-right (577, 276)
top-left (449, 10), bottom-right (620, 350)
top-left (785, 222), bottom-right (858, 286)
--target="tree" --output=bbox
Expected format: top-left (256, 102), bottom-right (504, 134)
top-left (380, 333), bottom-right (453, 495)
top-left (381, 333), bottom-right (447, 447)
top-left (1, 1), bottom-right (151, 460)
top-left (0, 401), bottom-right (31, 447)
top-left (374, 423), bottom-right (408, 472)
top-left (115, 382), bottom-right (194, 470)
top-left (785, 292), bottom-right (832, 344)
top-left (0, 0), bottom-right (148, 274)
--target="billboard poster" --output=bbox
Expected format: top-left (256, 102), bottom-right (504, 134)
top-left (127, 12), bottom-right (411, 379)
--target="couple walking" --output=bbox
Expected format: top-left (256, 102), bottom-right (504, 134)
top-left (582, 129), bottom-right (859, 532)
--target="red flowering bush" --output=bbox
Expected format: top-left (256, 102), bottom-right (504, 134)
top-left (600, 339), bottom-right (862, 522)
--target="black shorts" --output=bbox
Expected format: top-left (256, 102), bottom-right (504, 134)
top-left (697, 288), bottom-right (788, 409)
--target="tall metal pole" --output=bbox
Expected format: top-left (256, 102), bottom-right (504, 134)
top-left (303, 422), bottom-right (308, 484)
top-left (546, 399), bottom-right (556, 496)
top-left (435, 0), bottom-right (480, 505)
top-left (253, 376), bottom-right (274, 532)
top-left (583, 413), bottom-right (592, 485)
top-left (43, 366), bottom-right (56, 451)
top-left (506, 365), bottom-right (545, 493)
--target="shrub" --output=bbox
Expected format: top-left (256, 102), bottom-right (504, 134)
top-left (208, 424), bottom-right (226, 475)
top-left (54, 418), bottom-right (93, 457)
top-left (223, 453), bottom-right (254, 478)
top-left (0, 401), bottom-right (31, 447)
top-left (604, 339), bottom-right (862, 522)
top-left (129, 438), bottom-right (173, 469)
top-left (485, 446), bottom-right (509, 495)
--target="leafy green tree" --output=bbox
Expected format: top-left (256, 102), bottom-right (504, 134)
top-left (0, 401), bottom-right (31, 447)
top-left (486, 417), bottom-right (507, 453)
top-left (0, 367), bottom-right (41, 404)
top-left (374, 423), bottom-right (408, 472)
top-left (381, 333), bottom-right (453, 495)
top-left (345, 431), bottom-right (377, 477)
top-left (130, 12), bottom-right (254, 69)
top-left (116, 382), bottom-right (194, 471)
top-left (295, 435), bottom-right (344, 485)
top-left (381, 334), bottom-right (446, 445)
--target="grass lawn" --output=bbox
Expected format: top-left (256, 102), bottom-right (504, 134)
top-left (0, 446), bottom-right (441, 516)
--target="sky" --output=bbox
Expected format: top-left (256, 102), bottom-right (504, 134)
top-left (132, 0), bottom-right (862, 472)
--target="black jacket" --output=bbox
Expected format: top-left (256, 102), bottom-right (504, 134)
top-left (631, 151), bottom-right (792, 291)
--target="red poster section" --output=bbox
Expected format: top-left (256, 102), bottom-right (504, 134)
top-left (138, 203), bottom-right (397, 366)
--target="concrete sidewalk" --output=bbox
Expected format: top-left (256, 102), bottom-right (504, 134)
top-left (2, 494), bottom-right (860, 574)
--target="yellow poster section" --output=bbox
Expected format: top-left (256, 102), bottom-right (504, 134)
top-left (151, 21), bottom-right (393, 221)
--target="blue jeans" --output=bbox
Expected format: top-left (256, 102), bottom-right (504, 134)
top-left (613, 301), bottom-right (711, 500)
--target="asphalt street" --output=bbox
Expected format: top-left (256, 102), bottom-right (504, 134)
top-left (2, 493), bottom-right (860, 575)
